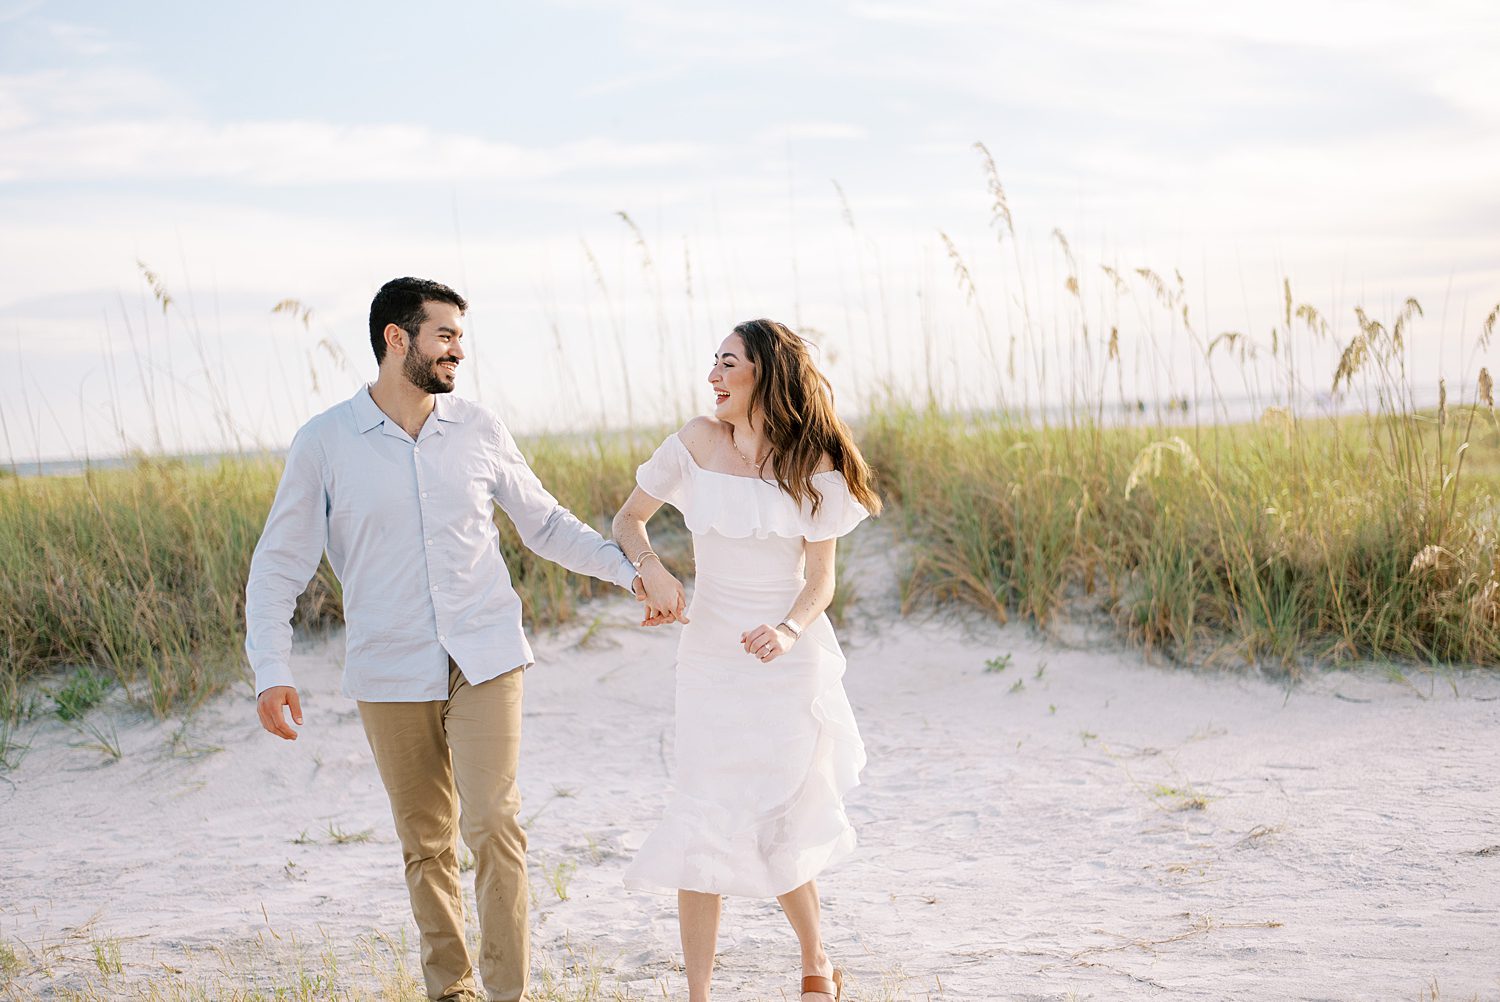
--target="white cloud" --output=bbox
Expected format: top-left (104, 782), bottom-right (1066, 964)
top-left (0, 117), bottom-right (709, 184)
top-left (41, 18), bottom-right (114, 57)
top-left (755, 122), bottom-right (868, 144)
top-left (0, 68), bottom-right (188, 122)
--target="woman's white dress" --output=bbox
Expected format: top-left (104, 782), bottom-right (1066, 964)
top-left (624, 433), bottom-right (869, 898)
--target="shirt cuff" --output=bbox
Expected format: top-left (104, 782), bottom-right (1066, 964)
top-left (254, 662), bottom-right (298, 697)
top-left (612, 551), bottom-right (639, 592)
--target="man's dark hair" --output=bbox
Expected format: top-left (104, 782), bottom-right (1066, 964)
top-left (368, 277), bottom-right (468, 364)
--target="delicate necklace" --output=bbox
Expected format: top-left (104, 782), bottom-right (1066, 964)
top-left (730, 429), bottom-right (764, 470)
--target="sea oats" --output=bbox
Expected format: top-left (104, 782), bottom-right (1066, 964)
top-left (972, 140), bottom-right (1014, 240)
top-left (1100, 264), bottom-right (1127, 295)
top-left (271, 298), bottom-right (313, 329)
top-left (1135, 267), bottom-right (1171, 308)
top-left (1332, 332), bottom-right (1369, 394)
top-left (1053, 228), bottom-right (1077, 268)
top-left (939, 231), bottom-right (982, 307)
top-left (1410, 544), bottom-right (1453, 575)
top-left (1124, 437), bottom-right (1200, 499)
top-left (1295, 303), bottom-right (1328, 338)
top-left (1208, 332), bottom-right (1243, 358)
top-left (135, 260), bottom-right (173, 314)
top-left (1392, 297), bottom-right (1423, 353)
top-left (831, 178), bottom-right (856, 230)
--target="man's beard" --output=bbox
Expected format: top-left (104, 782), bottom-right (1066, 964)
top-left (403, 343), bottom-right (457, 394)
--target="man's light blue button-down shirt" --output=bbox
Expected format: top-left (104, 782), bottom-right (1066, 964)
top-left (245, 385), bottom-right (637, 701)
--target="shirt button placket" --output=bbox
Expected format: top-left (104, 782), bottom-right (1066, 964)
top-left (415, 440), bottom-right (443, 645)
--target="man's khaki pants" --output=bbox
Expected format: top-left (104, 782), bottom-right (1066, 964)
top-left (359, 661), bottom-right (528, 1002)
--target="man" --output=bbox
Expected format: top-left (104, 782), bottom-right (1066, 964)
top-left (246, 277), bottom-right (644, 1002)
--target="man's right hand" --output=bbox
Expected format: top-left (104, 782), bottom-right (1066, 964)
top-left (639, 563), bottom-right (689, 626)
top-left (257, 685), bottom-right (303, 740)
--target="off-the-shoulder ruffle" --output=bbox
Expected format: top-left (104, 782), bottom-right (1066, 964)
top-left (635, 433), bottom-right (691, 508)
top-left (635, 434), bottom-right (868, 541)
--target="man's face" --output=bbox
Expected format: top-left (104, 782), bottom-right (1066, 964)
top-left (400, 301), bottom-right (465, 394)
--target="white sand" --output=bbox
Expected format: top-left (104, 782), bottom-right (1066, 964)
top-left (4, 526), bottom-right (1500, 1000)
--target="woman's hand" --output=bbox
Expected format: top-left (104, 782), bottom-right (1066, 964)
top-left (741, 623), bottom-right (797, 663)
top-left (640, 560), bottom-right (689, 626)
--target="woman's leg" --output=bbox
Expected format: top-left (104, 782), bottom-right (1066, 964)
top-left (679, 890), bottom-right (722, 1002)
top-left (776, 880), bottom-right (836, 999)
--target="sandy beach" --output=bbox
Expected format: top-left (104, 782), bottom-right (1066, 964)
top-left (3, 526), bottom-right (1499, 1001)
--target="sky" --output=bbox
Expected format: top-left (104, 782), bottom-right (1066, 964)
top-left (3, 0), bottom-right (1498, 463)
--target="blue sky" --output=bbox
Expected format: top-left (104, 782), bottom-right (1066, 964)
top-left (3, 0), bottom-right (1497, 461)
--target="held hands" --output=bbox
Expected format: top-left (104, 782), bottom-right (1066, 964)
top-left (257, 685), bottom-right (302, 740)
top-left (635, 561), bottom-right (689, 627)
top-left (742, 623), bottom-right (797, 664)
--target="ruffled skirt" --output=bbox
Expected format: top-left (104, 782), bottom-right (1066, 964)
top-left (624, 571), bottom-right (866, 898)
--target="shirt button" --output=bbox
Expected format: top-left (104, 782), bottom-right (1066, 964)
top-left (421, 491), bottom-right (429, 498)
top-left (425, 539), bottom-right (433, 546)
top-left (439, 634), bottom-right (447, 642)
top-left (431, 585), bottom-right (439, 592)
top-left (413, 446), bottom-right (420, 455)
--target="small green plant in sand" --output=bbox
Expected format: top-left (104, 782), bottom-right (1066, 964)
top-left (326, 822), bottom-right (374, 845)
top-left (543, 860), bottom-right (577, 902)
top-left (1152, 783), bottom-right (1211, 811)
top-left (71, 715), bottom-right (121, 761)
top-left (983, 653), bottom-right (1012, 673)
top-left (50, 668), bottom-right (110, 722)
top-left (89, 935), bottom-right (123, 977)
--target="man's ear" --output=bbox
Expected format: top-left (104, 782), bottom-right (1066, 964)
top-left (384, 323), bottom-right (407, 358)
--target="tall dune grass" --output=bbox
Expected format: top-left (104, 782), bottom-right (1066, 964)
top-left (2, 152), bottom-right (1497, 763)
top-left (865, 363), bottom-right (1500, 673)
top-left (0, 437), bottom-right (679, 731)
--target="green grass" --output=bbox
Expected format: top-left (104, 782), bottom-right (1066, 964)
top-left (0, 437), bottom-right (678, 729)
top-left (864, 397), bottom-right (1500, 674)
top-left (49, 667), bottom-right (110, 721)
top-left (2, 253), bottom-right (1496, 768)
top-left (0, 419), bottom-right (867, 767)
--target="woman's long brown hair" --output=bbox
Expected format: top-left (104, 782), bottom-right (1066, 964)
top-left (733, 318), bottom-right (883, 517)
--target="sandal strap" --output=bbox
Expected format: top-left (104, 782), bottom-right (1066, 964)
top-left (801, 975), bottom-right (837, 994)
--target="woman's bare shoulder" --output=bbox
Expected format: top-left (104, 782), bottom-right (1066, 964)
top-left (678, 416), bottom-right (726, 448)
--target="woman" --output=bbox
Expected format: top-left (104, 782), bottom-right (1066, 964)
top-left (613, 318), bottom-right (882, 1002)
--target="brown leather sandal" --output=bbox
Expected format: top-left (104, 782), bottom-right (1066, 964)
top-left (801, 968), bottom-right (844, 1000)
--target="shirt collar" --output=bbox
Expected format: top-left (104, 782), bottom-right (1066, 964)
top-left (351, 384), bottom-right (465, 437)
top-left (350, 385), bottom-right (385, 434)
top-left (431, 392), bottom-right (464, 425)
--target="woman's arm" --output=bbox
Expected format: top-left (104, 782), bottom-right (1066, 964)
top-left (613, 486), bottom-right (689, 625)
top-left (741, 537), bottom-right (836, 662)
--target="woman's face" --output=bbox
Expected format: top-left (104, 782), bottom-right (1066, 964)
top-left (709, 333), bottom-right (756, 423)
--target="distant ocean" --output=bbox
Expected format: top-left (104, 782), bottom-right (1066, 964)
top-left (4, 385), bottom-right (1446, 480)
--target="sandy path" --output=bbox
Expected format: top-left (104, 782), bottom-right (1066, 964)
top-left (3, 529), bottom-right (1499, 1000)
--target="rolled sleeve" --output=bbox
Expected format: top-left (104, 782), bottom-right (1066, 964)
top-left (245, 426), bottom-right (330, 696)
top-left (490, 420), bottom-right (638, 591)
